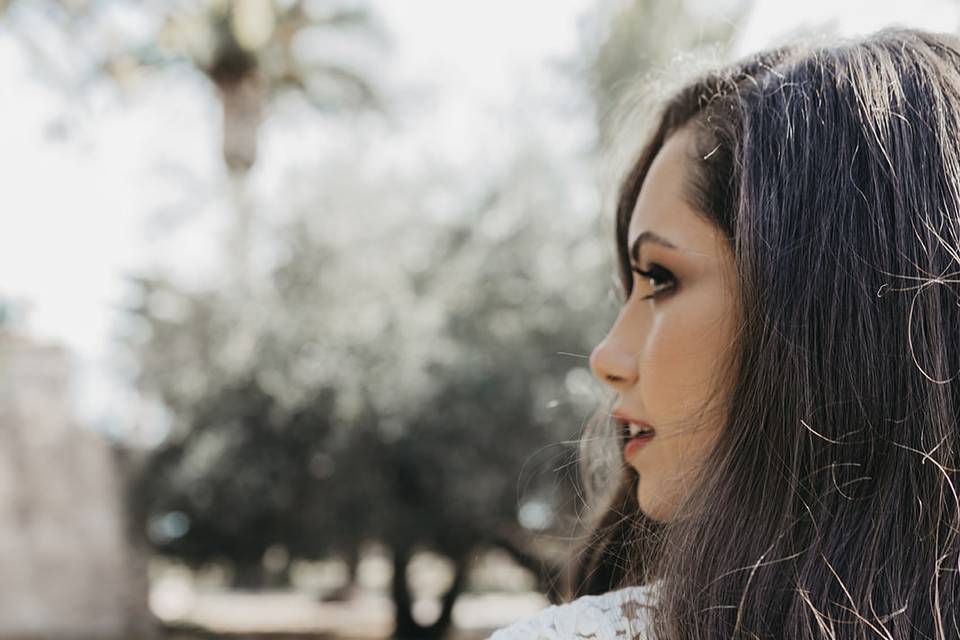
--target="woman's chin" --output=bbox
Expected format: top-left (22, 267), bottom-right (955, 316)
top-left (637, 481), bottom-right (671, 523)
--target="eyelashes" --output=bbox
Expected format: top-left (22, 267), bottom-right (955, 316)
top-left (630, 263), bottom-right (677, 300)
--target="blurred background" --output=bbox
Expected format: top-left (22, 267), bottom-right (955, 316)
top-left (0, 0), bottom-right (956, 638)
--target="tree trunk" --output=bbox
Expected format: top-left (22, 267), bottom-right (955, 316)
top-left (321, 544), bottom-right (361, 602)
top-left (231, 561), bottom-right (267, 590)
top-left (492, 526), bottom-right (564, 602)
top-left (344, 542), bottom-right (360, 586)
top-left (392, 544), bottom-right (421, 638)
top-left (427, 553), bottom-right (469, 636)
top-left (391, 546), bottom-right (471, 639)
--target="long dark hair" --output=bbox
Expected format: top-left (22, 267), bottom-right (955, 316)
top-left (564, 28), bottom-right (960, 639)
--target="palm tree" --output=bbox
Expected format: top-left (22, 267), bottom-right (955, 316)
top-left (150, 0), bottom-right (382, 176)
top-left (141, 0), bottom-right (384, 285)
top-left (1, 0), bottom-right (382, 282)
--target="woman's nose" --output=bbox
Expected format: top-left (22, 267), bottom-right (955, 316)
top-left (590, 336), bottom-right (638, 389)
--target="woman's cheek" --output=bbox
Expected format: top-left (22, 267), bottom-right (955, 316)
top-left (644, 314), bottom-right (727, 434)
top-left (638, 311), bottom-right (687, 419)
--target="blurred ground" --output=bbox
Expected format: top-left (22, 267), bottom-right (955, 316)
top-left (153, 547), bottom-right (548, 640)
top-left (161, 591), bottom-right (546, 640)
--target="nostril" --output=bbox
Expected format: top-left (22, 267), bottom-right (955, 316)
top-left (591, 340), bottom-right (636, 387)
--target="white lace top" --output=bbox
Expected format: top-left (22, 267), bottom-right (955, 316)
top-left (487, 583), bottom-right (660, 640)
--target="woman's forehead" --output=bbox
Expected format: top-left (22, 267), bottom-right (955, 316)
top-left (627, 127), bottom-right (722, 258)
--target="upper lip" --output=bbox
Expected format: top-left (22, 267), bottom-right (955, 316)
top-left (612, 410), bottom-right (655, 436)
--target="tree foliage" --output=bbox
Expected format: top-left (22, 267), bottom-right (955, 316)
top-left (0, 0), bottom-right (384, 174)
top-left (124, 141), bottom-right (614, 634)
top-left (586, 0), bottom-right (748, 147)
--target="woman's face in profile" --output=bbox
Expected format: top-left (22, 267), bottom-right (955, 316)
top-left (590, 125), bottom-right (740, 522)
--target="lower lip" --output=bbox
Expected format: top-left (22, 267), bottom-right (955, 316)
top-left (623, 434), bottom-right (654, 459)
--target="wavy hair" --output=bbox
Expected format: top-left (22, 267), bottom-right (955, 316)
top-left (563, 28), bottom-right (960, 639)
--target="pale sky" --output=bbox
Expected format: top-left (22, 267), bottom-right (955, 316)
top-left (738, 0), bottom-right (960, 51)
top-left (0, 0), bottom-right (956, 435)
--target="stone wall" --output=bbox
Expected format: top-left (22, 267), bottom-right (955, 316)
top-left (0, 331), bottom-right (153, 639)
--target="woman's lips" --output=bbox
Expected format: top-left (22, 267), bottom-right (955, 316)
top-left (613, 412), bottom-right (655, 436)
top-left (623, 431), bottom-right (655, 460)
top-left (613, 412), bottom-right (656, 460)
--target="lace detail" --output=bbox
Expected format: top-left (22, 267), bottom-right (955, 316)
top-left (487, 583), bottom-right (659, 640)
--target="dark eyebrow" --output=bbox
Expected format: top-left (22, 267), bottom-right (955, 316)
top-left (629, 230), bottom-right (678, 264)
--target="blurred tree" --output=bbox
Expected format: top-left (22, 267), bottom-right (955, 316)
top-left (143, 0), bottom-right (383, 175)
top-left (137, 0), bottom-right (385, 286)
top-left (125, 142), bottom-right (612, 636)
top-left (0, 0), bottom-right (383, 284)
top-left (0, 0), bottom-right (383, 174)
top-left (585, 0), bottom-right (750, 147)
top-left (128, 372), bottom-right (342, 587)
top-left (369, 213), bottom-right (608, 635)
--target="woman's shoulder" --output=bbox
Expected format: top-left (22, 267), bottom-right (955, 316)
top-left (486, 582), bottom-right (660, 640)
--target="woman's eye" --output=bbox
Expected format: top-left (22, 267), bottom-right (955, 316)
top-left (631, 263), bottom-right (676, 300)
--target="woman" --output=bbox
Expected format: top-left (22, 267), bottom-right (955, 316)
top-left (490, 27), bottom-right (960, 639)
